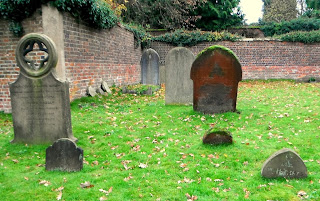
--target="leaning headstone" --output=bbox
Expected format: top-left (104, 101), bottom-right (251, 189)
top-left (261, 148), bottom-right (308, 179)
top-left (190, 45), bottom-right (242, 114)
top-left (46, 138), bottom-right (83, 172)
top-left (203, 130), bottom-right (233, 145)
top-left (165, 47), bottom-right (194, 105)
top-left (10, 33), bottom-right (77, 144)
top-left (87, 86), bottom-right (97, 97)
top-left (96, 87), bottom-right (105, 95)
top-left (141, 48), bottom-right (160, 85)
top-left (101, 81), bottom-right (112, 94)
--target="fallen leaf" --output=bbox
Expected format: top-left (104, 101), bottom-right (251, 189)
top-left (56, 191), bottom-right (62, 200)
top-left (186, 193), bottom-right (198, 201)
top-left (139, 163), bottom-right (148, 169)
top-left (39, 180), bottom-right (51, 186)
top-left (80, 181), bottom-right (94, 188)
top-left (297, 190), bottom-right (308, 199)
top-left (212, 187), bottom-right (220, 192)
top-left (12, 159), bottom-right (19, 163)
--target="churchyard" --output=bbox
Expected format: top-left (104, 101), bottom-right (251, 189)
top-left (0, 80), bottom-right (319, 200)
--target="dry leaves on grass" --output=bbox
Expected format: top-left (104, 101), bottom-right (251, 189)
top-left (80, 181), bottom-right (94, 188)
top-left (39, 180), bottom-right (51, 186)
top-left (186, 193), bottom-right (198, 201)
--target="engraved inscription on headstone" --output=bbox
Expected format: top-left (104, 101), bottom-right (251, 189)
top-left (10, 33), bottom-right (77, 144)
top-left (190, 45), bottom-right (242, 114)
top-left (46, 138), bottom-right (83, 172)
top-left (261, 148), bottom-right (308, 179)
top-left (165, 47), bottom-right (194, 105)
top-left (141, 48), bottom-right (160, 85)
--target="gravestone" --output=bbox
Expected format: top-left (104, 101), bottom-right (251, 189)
top-left (101, 81), bottom-right (112, 94)
top-left (165, 47), bottom-right (194, 105)
top-left (141, 48), bottom-right (160, 85)
top-left (203, 130), bottom-right (233, 145)
top-left (87, 86), bottom-right (97, 97)
top-left (10, 33), bottom-right (77, 144)
top-left (46, 138), bottom-right (83, 172)
top-left (190, 45), bottom-right (242, 114)
top-left (261, 148), bottom-right (308, 179)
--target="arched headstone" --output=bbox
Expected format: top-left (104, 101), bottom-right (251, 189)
top-left (165, 47), bottom-right (194, 105)
top-left (190, 45), bottom-right (242, 114)
top-left (10, 33), bottom-right (77, 144)
top-left (261, 148), bottom-right (308, 179)
top-left (141, 48), bottom-right (160, 85)
top-left (46, 138), bottom-right (83, 172)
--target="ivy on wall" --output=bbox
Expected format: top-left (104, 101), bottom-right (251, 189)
top-left (0, 0), bottom-right (119, 36)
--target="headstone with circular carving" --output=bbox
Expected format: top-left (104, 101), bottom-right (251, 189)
top-left (10, 33), bottom-right (77, 144)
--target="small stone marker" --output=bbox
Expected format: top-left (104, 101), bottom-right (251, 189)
top-left (261, 148), bottom-right (308, 179)
top-left (141, 48), bottom-right (160, 85)
top-left (165, 47), bottom-right (194, 105)
top-left (96, 86), bottom-right (105, 95)
top-left (10, 33), bottom-right (76, 144)
top-left (190, 45), bottom-right (242, 114)
top-left (46, 138), bottom-right (83, 172)
top-left (203, 130), bottom-right (233, 145)
top-left (87, 86), bottom-right (97, 97)
top-left (101, 81), bottom-right (112, 94)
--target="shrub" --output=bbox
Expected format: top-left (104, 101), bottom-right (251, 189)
top-left (261, 18), bottom-right (320, 37)
top-left (277, 30), bottom-right (320, 43)
top-left (152, 29), bottom-right (241, 47)
top-left (123, 24), bottom-right (152, 49)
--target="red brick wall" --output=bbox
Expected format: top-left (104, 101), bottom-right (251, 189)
top-left (0, 10), bottom-right (141, 113)
top-left (151, 40), bottom-right (320, 80)
top-left (63, 13), bottom-right (142, 100)
top-left (0, 11), bottom-right (43, 113)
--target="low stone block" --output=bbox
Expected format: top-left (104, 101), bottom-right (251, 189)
top-left (101, 81), bottom-right (112, 94)
top-left (87, 86), bottom-right (97, 97)
top-left (46, 138), bottom-right (83, 172)
top-left (261, 148), bottom-right (307, 179)
top-left (203, 130), bottom-right (233, 145)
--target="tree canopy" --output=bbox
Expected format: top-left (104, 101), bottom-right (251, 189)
top-left (263, 0), bottom-right (298, 22)
top-left (121, 0), bottom-right (243, 30)
top-left (192, 0), bottom-right (244, 31)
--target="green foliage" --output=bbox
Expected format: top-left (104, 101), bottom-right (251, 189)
top-left (263, 0), bottom-right (298, 23)
top-left (123, 24), bottom-right (151, 49)
top-left (0, 0), bottom-right (119, 36)
top-left (152, 29), bottom-right (241, 47)
top-left (196, 45), bottom-right (240, 62)
top-left (122, 0), bottom-right (203, 30)
top-left (51, 0), bottom-right (118, 29)
top-left (306, 0), bottom-right (320, 10)
top-left (261, 18), bottom-right (320, 37)
top-left (277, 30), bottom-right (320, 43)
top-left (193, 0), bottom-right (244, 31)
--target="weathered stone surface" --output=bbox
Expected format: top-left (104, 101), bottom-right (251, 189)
top-left (101, 81), bottom-right (112, 94)
top-left (190, 45), bottom-right (242, 114)
top-left (87, 86), bottom-right (97, 97)
top-left (96, 87), bottom-right (105, 94)
top-left (46, 138), bottom-right (83, 172)
top-left (203, 130), bottom-right (233, 145)
top-left (10, 33), bottom-right (76, 144)
top-left (261, 148), bottom-right (308, 179)
top-left (141, 48), bottom-right (160, 85)
top-left (165, 47), bottom-right (194, 105)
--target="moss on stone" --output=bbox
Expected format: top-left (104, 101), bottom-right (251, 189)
top-left (196, 45), bottom-right (240, 63)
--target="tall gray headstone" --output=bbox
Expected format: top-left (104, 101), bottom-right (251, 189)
top-left (46, 138), bottom-right (83, 172)
top-left (165, 47), bottom-right (194, 105)
top-left (10, 33), bottom-right (77, 144)
top-left (141, 48), bottom-right (160, 85)
top-left (261, 148), bottom-right (308, 179)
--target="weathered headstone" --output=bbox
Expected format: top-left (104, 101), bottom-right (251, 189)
top-left (261, 148), bottom-right (308, 179)
top-left (87, 86), bottom-right (97, 97)
top-left (203, 130), bottom-right (233, 145)
top-left (46, 138), bottom-right (83, 172)
top-left (101, 81), bottom-right (112, 94)
top-left (165, 47), bottom-right (194, 105)
top-left (190, 45), bottom-right (242, 114)
top-left (141, 48), bottom-right (160, 85)
top-left (10, 33), bottom-right (77, 144)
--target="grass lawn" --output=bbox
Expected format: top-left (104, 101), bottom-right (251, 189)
top-left (0, 80), bottom-right (319, 200)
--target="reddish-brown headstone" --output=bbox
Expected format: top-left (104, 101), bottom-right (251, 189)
top-left (190, 45), bottom-right (242, 114)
